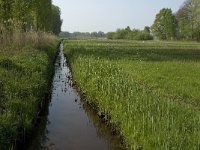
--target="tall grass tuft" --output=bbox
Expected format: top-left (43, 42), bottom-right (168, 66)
top-left (0, 23), bottom-right (56, 49)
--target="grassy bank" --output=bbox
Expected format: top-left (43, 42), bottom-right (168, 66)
top-left (0, 32), bottom-right (59, 149)
top-left (64, 39), bottom-right (200, 150)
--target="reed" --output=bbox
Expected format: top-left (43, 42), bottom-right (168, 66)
top-left (0, 23), bottom-right (56, 49)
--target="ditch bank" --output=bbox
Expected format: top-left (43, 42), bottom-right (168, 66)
top-left (14, 42), bottom-right (60, 149)
top-left (21, 42), bottom-right (124, 150)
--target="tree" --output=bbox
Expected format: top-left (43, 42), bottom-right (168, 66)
top-left (135, 26), bottom-right (153, 40)
top-left (31, 0), bottom-right (52, 31)
top-left (91, 32), bottom-right (98, 38)
top-left (175, 0), bottom-right (200, 40)
top-left (106, 27), bottom-right (153, 40)
top-left (97, 31), bottom-right (105, 38)
top-left (114, 29), bottom-right (128, 39)
top-left (107, 32), bottom-right (116, 39)
top-left (0, 0), bottom-right (15, 32)
top-left (144, 26), bottom-right (151, 34)
top-left (192, 0), bottom-right (200, 40)
top-left (151, 8), bottom-right (178, 40)
top-left (176, 0), bottom-right (194, 39)
top-left (0, 0), bottom-right (62, 34)
top-left (51, 5), bottom-right (62, 35)
top-left (12, 0), bottom-right (32, 32)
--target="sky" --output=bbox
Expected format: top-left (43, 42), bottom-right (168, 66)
top-left (52, 0), bottom-right (185, 33)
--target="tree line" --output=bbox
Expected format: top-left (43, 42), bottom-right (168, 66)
top-left (0, 0), bottom-right (62, 35)
top-left (107, 26), bottom-right (153, 40)
top-left (152, 0), bottom-right (200, 41)
top-left (108, 0), bottom-right (200, 41)
top-left (60, 31), bottom-right (106, 39)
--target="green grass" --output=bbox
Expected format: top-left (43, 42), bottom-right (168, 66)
top-left (0, 40), bottom-right (58, 149)
top-left (64, 39), bottom-right (200, 150)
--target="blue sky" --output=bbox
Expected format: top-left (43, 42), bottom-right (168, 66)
top-left (52, 0), bottom-right (185, 33)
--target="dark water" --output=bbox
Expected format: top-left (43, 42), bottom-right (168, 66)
top-left (26, 43), bottom-right (122, 150)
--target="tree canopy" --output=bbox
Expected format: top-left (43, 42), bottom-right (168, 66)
top-left (151, 0), bottom-right (200, 41)
top-left (59, 31), bottom-right (106, 39)
top-left (52, 5), bottom-right (62, 35)
top-left (107, 26), bottom-right (153, 40)
top-left (0, 0), bottom-right (62, 35)
top-left (151, 8), bottom-right (177, 40)
top-left (175, 0), bottom-right (200, 40)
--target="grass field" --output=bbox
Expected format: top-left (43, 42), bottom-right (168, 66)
top-left (64, 39), bottom-right (200, 150)
top-left (0, 35), bottom-right (58, 149)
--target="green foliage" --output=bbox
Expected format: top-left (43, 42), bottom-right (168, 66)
top-left (175, 0), bottom-right (200, 41)
top-left (107, 0), bottom-right (200, 42)
top-left (0, 35), bottom-right (58, 148)
top-left (151, 8), bottom-right (177, 40)
top-left (64, 39), bottom-right (200, 150)
top-left (0, 0), bottom-right (62, 34)
top-left (32, 0), bottom-right (52, 31)
top-left (107, 26), bottom-right (153, 40)
top-left (52, 5), bottom-right (62, 35)
top-left (107, 32), bottom-right (116, 39)
top-left (59, 31), bottom-right (106, 39)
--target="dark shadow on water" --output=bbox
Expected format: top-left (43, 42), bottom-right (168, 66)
top-left (24, 100), bottom-right (50, 150)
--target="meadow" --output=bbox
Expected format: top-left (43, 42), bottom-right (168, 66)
top-left (0, 32), bottom-right (58, 149)
top-left (64, 39), bottom-right (200, 150)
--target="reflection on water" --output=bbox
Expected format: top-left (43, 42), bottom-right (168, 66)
top-left (26, 43), bottom-right (122, 150)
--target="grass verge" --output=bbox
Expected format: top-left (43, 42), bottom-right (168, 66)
top-left (0, 32), bottom-right (59, 149)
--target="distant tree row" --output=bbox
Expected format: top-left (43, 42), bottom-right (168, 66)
top-left (59, 31), bottom-right (106, 39)
top-left (0, 0), bottom-right (62, 35)
top-left (107, 26), bottom-right (153, 40)
top-left (176, 0), bottom-right (200, 40)
top-left (107, 0), bottom-right (200, 41)
top-left (152, 0), bottom-right (200, 41)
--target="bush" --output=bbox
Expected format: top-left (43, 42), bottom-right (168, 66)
top-left (107, 26), bottom-right (153, 41)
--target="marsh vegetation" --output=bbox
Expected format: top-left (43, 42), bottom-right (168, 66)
top-left (64, 39), bottom-right (200, 149)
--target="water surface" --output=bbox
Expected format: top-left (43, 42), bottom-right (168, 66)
top-left (26, 43), bottom-right (122, 150)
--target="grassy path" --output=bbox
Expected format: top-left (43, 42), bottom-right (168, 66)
top-left (64, 39), bottom-right (200, 150)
